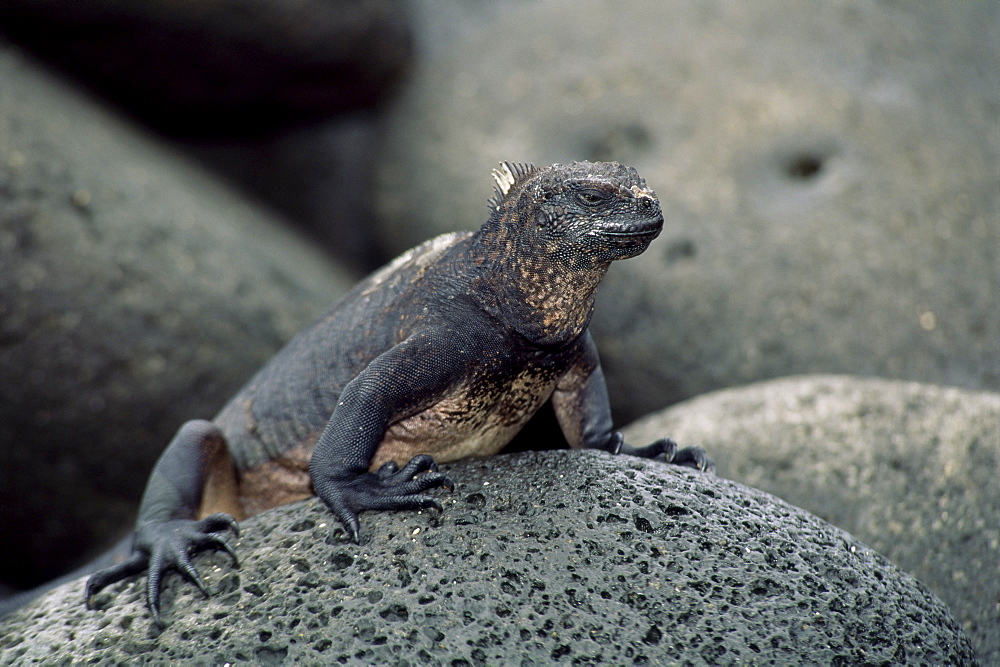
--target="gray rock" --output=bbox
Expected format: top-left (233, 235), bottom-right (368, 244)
top-left (0, 451), bottom-right (976, 665)
top-left (184, 115), bottom-right (387, 273)
top-left (373, 0), bottom-right (1000, 418)
top-left (0, 0), bottom-right (411, 134)
top-left (0, 45), bottom-right (354, 588)
top-left (0, 0), bottom-right (414, 269)
top-left (625, 375), bottom-right (1000, 665)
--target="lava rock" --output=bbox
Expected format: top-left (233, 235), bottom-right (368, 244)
top-left (0, 451), bottom-right (976, 665)
top-left (625, 374), bottom-right (1000, 664)
top-left (0, 45), bottom-right (353, 588)
top-left (373, 0), bottom-right (1000, 418)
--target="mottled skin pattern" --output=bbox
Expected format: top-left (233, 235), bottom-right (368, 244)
top-left (85, 161), bottom-right (712, 617)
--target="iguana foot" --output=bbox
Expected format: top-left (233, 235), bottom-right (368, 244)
top-left (313, 454), bottom-right (454, 544)
top-left (610, 432), bottom-right (715, 473)
top-left (85, 513), bottom-right (239, 617)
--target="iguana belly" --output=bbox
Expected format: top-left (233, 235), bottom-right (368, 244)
top-left (236, 364), bottom-right (560, 517)
top-left (371, 367), bottom-right (559, 470)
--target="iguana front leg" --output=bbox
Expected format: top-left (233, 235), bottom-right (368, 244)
top-left (552, 332), bottom-right (714, 472)
top-left (310, 332), bottom-right (464, 544)
top-left (85, 420), bottom-right (240, 616)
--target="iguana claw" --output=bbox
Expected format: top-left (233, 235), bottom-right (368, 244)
top-left (314, 454), bottom-right (453, 544)
top-left (85, 512), bottom-right (239, 617)
top-left (612, 433), bottom-right (716, 474)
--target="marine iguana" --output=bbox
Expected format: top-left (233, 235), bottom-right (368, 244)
top-left (84, 160), bottom-right (712, 616)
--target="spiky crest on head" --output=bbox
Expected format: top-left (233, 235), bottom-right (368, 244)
top-left (488, 161), bottom-right (540, 213)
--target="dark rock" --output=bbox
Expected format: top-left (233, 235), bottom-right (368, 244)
top-left (625, 374), bottom-right (1000, 664)
top-left (373, 1), bottom-right (1000, 418)
top-left (0, 0), bottom-right (412, 135)
top-left (0, 45), bottom-right (353, 588)
top-left (0, 450), bottom-right (976, 665)
top-left (0, 0), bottom-right (414, 270)
top-left (182, 115), bottom-right (386, 273)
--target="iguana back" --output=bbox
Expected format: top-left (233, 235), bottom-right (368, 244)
top-left (214, 231), bottom-right (475, 472)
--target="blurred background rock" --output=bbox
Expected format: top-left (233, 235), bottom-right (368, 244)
top-left (1, 2), bottom-right (997, 657)
top-left (0, 0), bottom-right (413, 271)
top-left (372, 0), bottom-right (999, 419)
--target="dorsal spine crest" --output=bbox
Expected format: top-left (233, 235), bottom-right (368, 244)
top-left (488, 161), bottom-right (539, 213)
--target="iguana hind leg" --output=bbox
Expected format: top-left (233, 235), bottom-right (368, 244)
top-left (85, 420), bottom-right (241, 617)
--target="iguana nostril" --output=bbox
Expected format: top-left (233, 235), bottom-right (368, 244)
top-left (783, 152), bottom-right (825, 181)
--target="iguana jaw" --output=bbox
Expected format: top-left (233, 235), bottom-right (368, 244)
top-left (587, 217), bottom-right (662, 239)
top-left (584, 213), bottom-right (663, 259)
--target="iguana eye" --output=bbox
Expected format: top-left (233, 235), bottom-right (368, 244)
top-left (577, 189), bottom-right (608, 206)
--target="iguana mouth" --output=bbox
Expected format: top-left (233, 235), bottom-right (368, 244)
top-left (590, 219), bottom-right (663, 240)
top-left (598, 227), bottom-right (659, 237)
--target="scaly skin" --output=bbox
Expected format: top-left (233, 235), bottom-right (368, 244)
top-left (84, 161), bottom-right (713, 617)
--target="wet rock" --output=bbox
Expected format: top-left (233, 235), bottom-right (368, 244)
top-left (0, 450), bottom-right (976, 665)
top-left (625, 374), bottom-right (1000, 664)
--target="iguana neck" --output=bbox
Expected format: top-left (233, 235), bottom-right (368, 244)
top-left (466, 216), bottom-right (610, 348)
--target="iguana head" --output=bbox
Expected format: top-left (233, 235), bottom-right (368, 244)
top-left (488, 160), bottom-right (663, 263)
top-left (475, 161), bottom-right (662, 345)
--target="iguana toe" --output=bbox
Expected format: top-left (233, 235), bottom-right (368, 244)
top-left (86, 515), bottom-right (239, 617)
top-left (316, 454), bottom-right (452, 544)
top-left (616, 437), bottom-right (715, 474)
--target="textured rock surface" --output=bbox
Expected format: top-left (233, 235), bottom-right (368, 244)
top-left (0, 45), bottom-right (353, 587)
top-left (625, 375), bottom-right (1000, 665)
top-left (0, 451), bottom-right (975, 665)
top-left (374, 0), bottom-right (1000, 418)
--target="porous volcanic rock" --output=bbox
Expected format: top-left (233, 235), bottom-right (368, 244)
top-left (625, 374), bottom-right (1000, 664)
top-left (0, 451), bottom-right (976, 665)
